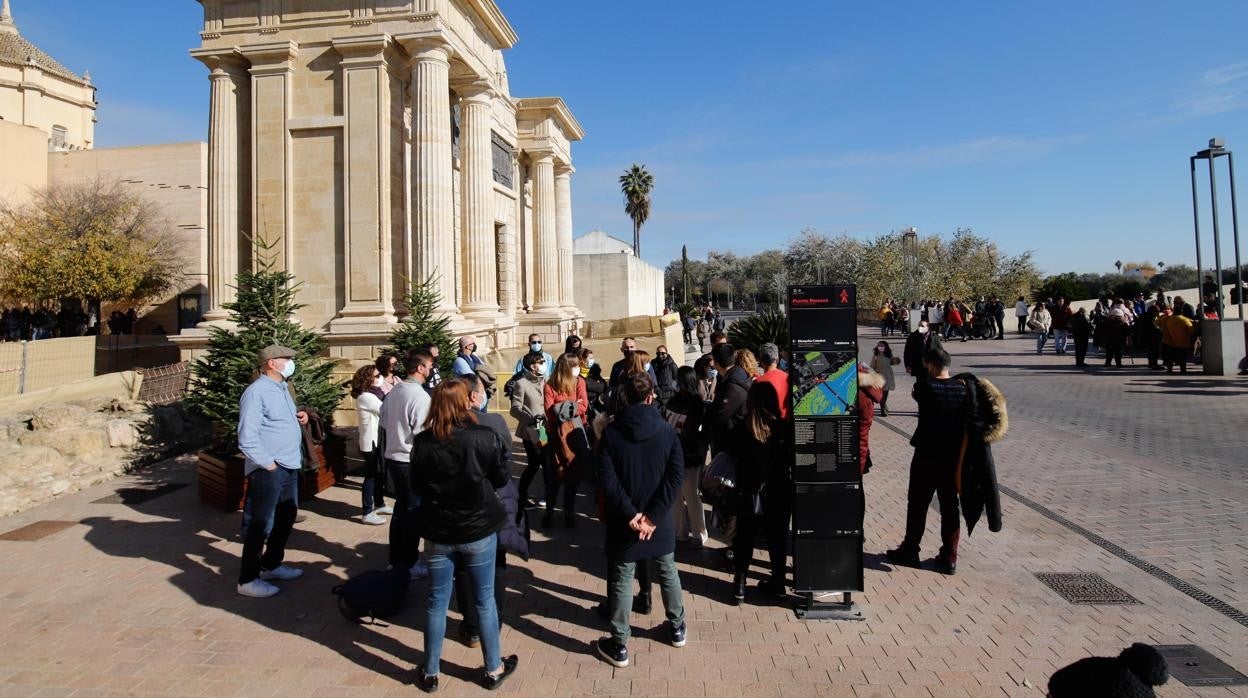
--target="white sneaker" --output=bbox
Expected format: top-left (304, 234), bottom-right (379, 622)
top-left (259, 564), bottom-right (303, 581)
top-left (237, 579), bottom-right (280, 598)
top-left (361, 512), bottom-right (387, 525)
top-left (373, 506), bottom-right (394, 515)
top-left (410, 560), bottom-right (429, 580)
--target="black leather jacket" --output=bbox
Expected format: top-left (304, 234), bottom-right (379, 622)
top-left (411, 424), bottom-right (508, 544)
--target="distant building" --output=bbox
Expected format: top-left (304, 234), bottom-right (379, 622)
top-left (574, 230), bottom-right (663, 320)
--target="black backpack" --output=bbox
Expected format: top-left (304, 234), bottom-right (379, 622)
top-left (333, 568), bottom-right (410, 624)
top-left (502, 370), bottom-right (524, 400)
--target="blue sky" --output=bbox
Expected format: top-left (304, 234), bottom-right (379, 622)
top-left (13, 1), bottom-right (1248, 275)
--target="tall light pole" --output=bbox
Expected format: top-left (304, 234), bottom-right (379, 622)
top-left (901, 227), bottom-right (919, 305)
top-left (1189, 137), bottom-right (1245, 375)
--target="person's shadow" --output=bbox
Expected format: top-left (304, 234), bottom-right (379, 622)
top-left (78, 461), bottom-right (427, 685)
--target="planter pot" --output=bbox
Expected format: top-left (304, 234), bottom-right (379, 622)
top-left (197, 436), bottom-right (346, 511)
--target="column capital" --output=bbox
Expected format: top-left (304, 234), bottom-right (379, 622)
top-left (331, 34), bottom-right (389, 62)
top-left (554, 162), bottom-right (576, 177)
top-left (525, 148), bottom-right (556, 164)
top-left (190, 48), bottom-right (248, 74)
top-left (395, 31), bottom-right (452, 63)
top-left (240, 40), bottom-right (298, 75)
top-left (456, 79), bottom-right (495, 103)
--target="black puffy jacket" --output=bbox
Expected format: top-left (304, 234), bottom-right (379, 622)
top-left (411, 424), bottom-right (508, 545)
top-left (707, 365), bottom-right (751, 454)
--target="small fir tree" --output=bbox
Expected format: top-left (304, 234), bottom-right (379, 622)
top-left (186, 237), bottom-right (345, 454)
top-left (388, 274), bottom-right (458, 374)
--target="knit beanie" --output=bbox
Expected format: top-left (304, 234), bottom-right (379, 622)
top-left (1048, 644), bottom-right (1169, 697)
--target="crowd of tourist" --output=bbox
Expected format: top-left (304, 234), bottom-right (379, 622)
top-left (878, 297), bottom-right (1009, 340)
top-left (1, 304), bottom-right (152, 341)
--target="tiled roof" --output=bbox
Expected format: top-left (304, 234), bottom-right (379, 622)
top-left (0, 21), bottom-right (89, 84)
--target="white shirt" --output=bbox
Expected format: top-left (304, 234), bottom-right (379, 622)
top-left (378, 380), bottom-right (430, 462)
top-left (355, 391), bottom-right (382, 453)
top-left (1015, 301), bottom-right (1029, 316)
top-left (929, 306), bottom-right (943, 324)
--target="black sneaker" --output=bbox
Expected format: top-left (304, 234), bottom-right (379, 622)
top-left (595, 637), bottom-right (629, 668)
top-left (482, 654), bottom-right (518, 691)
top-left (669, 621), bottom-right (687, 648)
top-left (933, 557), bottom-right (956, 576)
top-left (414, 665), bottom-right (438, 693)
top-left (886, 547), bottom-right (921, 567)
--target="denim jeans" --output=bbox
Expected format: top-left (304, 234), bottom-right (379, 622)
top-left (423, 533), bottom-right (501, 676)
top-left (1053, 329), bottom-right (1069, 354)
top-left (386, 460), bottom-right (421, 569)
top-left (1035, 331), bottom-right (1048, 354)
top-left (360, 449), bottom-right (385, 515)
top-left (607, 553), bottom-right (684, 644)
top-left (239, 466), bottom-right (299, 584)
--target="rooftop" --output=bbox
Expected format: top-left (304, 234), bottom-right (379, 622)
top-left (0, 0), bottom-right (91, 85)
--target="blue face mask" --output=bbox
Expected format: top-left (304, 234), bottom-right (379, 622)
top-left (280, 359), bottom-right (296, 379)
top-left (530, 342), bottom-right (542, 352)
top-left (707, 368), bottom-right (718, 379)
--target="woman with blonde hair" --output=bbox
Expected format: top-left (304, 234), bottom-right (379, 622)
top-left (735, 348), bottom-right (760, 378)
top-left (542, 352), bottom-right (589, 527)
top-left (410, 381), bottom-right (518, 692)
top-left (350, 364), bottom-right (391, 525)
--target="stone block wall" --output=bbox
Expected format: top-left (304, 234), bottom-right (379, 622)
top-left (573, 252), bottom-right (663, 322)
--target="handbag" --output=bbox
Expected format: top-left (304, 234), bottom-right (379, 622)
top-left (702, 451), bottom-right (737, 490)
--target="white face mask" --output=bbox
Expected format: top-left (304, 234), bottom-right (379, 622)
top-left (372, 377), bottom-right (383, 388)
top-left (643, 362), bottom-right (652, 372)
top-left (280, 359), bottom-right (296, 378)
top-left (918, 326), bottom-right (929, 335)
top-left (587, 358), bottom-right (596, 367)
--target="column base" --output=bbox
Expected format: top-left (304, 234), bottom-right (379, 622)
top-left (328, 312), bottom-right (399, 335)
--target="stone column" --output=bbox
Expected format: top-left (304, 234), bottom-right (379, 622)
top-left (497, 222), bottom-right (516, 319)
top-left (242, 41), bottom-right (298, 272)
top-left (554, 164), bottom-right (575, 311)
top-left (202, 56), bottom-right (246, 321)
top-left (331, 35), bottom-right (395, 330)
top-left (457, 82), bottom-right (499, 317)
top-left (405, 40), bottom-right (457, 315)
top-left (530, 150), bottom-right (560, 313)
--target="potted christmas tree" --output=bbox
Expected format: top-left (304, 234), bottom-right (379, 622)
top-left (387, 274), bottom-right (458, 374)
top-left (186, 238), bottom-right (347, 510)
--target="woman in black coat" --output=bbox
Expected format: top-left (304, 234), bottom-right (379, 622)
top-left (409, 382), bottom-right (518, 692)
top-left (731, 380), bottom-right (790, 604)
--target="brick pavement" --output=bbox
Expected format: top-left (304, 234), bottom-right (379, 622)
top-left (0, 330), bottom-right (1245, 696)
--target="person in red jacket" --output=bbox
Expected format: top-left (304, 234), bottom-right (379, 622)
top-left (856, 363), bottom-right (885, 474)
top-left (543, 352), bottom-right (589, 527)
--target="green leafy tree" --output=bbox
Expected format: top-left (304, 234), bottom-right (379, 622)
top-left (388, 274), bottom-right (457, 374)
top-left (186, 238), bottom-right (345, 453)
top-left (0, 177), bottom-right (182, 309)
top-left (619, 164), bottom-right (654, 257)
top-left (1033, 273), bottom-right (1086, 302)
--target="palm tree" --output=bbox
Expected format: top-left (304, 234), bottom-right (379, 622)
top-left (619, 164), bottom-right (654, 257)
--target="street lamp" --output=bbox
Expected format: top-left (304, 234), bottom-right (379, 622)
top-left (1190, 137), bottom-right (1243, 321)
top-left (1189, 137), bottom-right (1245, 375)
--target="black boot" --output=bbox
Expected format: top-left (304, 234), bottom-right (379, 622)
top-left (732, 573), bottom-right (746, 605)
top-left (632, 591), bottom-right (652, 615)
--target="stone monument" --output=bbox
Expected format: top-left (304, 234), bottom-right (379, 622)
top-left (178, 0), bottom-right (585, 364)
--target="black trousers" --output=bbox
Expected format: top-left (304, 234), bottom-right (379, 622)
top-left (517, 439), bottom-right (545, 501)
top-left (1073, 333), bottom-right (1090, 365)
top-left (385, 459), bottom-right (421, 569)
top-left (1163, 345), bottom-right (1189, 372)
top-left (994, 315), bottom-right (1005, 337)
top-left (898, 453), bottom-right (960, 562)
top-left (731, 480), bottom-right (793, 583)
top-left (239, 466), bottom-right (299, 584)
top-left (542, 450), bottom-right (579, 518)
top-left (1017, 316), bottom-right (1027, 333)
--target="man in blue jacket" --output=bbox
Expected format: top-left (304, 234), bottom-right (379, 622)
top-left (236, 344), bottom-right (309, 598)
top-left (594, 372), bottom-right (687, 669)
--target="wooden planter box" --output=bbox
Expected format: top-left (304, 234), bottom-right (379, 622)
top-left (197, 437), bottom-right (346, 511)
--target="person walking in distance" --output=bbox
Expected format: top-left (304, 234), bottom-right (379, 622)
top-left (991, 297), bottom-right (1006, 340)
top-left (869, 340), bottom-right (899, 417)
top-left (594, 373), bottom-right (687, 669)
top-left (886, 348), bottom-right (972, 575)
top-left (378, 348), bottom-right (434, 578)
top-left (1014, 296), bottom-right (1030, 334)
top-left (1051, 298), bottom-right (1073, 355)
top-left (235, 345), bottom-right (310, 598)
top-left (1070, 307), bottom-right (1093, 367)
top-left (1028, 302), bottom-right (1052, 355)
top-left (903, 320), bottom-right (943, 388)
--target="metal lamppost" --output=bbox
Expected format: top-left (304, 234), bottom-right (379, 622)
top-left (1189, 137), bottom-right (1245, 375)
top-left (1190, 138), bottom-right (1243, 321)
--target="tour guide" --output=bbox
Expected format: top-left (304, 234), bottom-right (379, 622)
top-left (236, 344), bottom-right (309, 598)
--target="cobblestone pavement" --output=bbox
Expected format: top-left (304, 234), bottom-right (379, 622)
top-left (0, 330), bottom-right (1245, 696)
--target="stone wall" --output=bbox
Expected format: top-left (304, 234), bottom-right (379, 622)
top-left (573, 252), bottom-right (663, 322)
top-left (0, 119), bottom-right (47, 206)
top-left (0, 398), bottom-right (209, 516)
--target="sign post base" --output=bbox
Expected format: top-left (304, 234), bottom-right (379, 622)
top-left (795, 592), bottom-right (865, 621)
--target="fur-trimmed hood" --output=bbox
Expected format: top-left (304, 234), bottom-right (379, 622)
top-left (857, 364), bottom-right (886, 390)
top-left (979, 377), bottom-right (1008, 443)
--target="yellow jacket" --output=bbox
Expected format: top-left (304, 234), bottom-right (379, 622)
top-left (1157, 314), bottom-right (1194, 349)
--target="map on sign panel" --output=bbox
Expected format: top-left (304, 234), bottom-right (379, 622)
top-left (792, 351), bottom-right (858, 416)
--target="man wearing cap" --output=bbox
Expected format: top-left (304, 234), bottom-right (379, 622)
top-left (236, 344), bottom-right (309, 598)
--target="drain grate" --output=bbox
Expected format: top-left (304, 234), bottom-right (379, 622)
top-left (92, 483), bottom-right (187, 505)
top-left (0, 520), bottom-right (78, 542)
top-left (1156, 645), bottom-right (1248, 687)
top-left (1034, 573), bottom-right (1141, 605)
